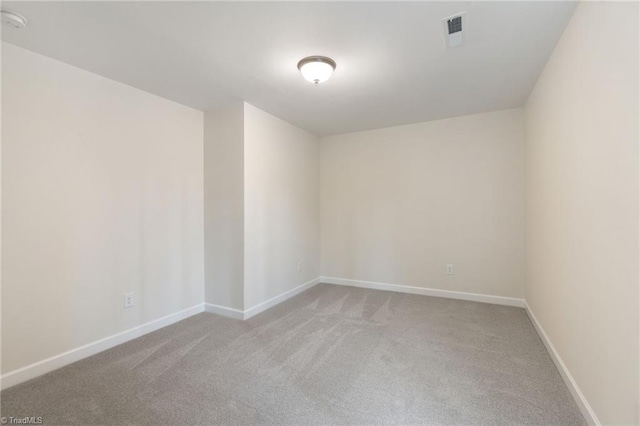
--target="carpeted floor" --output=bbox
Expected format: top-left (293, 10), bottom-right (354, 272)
top-left (1, 284), bottom-right (585, 425)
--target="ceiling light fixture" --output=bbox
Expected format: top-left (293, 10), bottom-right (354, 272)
top-left (1, 9), bottom-right (28, 29)
top-left (297, 56), bottom-right (336, 85)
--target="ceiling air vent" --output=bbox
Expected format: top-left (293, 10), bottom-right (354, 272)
top-left (443, 12), bottom-right (466, 49)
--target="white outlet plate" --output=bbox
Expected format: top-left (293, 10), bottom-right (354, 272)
top-left (446, 264), bottom-right (454, 275)
top-left (297, 261), bottom-right (303, 272)
top-left (124, 292), bottom-right (135, 309)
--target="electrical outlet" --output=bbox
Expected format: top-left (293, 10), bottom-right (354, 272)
top-left (124, 292), bottom-right (135, 309)
top-left (297, 261), bottom-right (303, 272)
top-left (446, 264), bottom-right (454, 275)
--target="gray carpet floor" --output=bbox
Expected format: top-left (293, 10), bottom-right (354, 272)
top-left (1, 284), bottom-right (585, 425)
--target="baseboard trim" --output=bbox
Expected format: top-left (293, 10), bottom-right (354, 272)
top-left (321, 276), bottom-right (525, 308)
top-left (525, 302), bottom-right (600, 425)
top-left (0, 303), bottom-right (205, 391)
top-left (244, 276), bottom-right (321, 319)
top-left (204, 303), bottom-right (244, 320)
top-left (204, 277), bottom-right (322, 321)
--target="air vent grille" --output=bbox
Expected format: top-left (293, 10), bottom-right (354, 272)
top-left (447, 16), bottom-right (462, 34)
top-left (442, 12), bottom-right (466, 49)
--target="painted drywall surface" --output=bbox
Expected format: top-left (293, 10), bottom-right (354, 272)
top-left (1, 43), bottom-right (205, 374)
top-left (203, 104), bottom-right (245, 310)
top-left (243, 103), bottom-right (320, 309)
top-left (525, 2), bottom-right (639, 424)
top-left (1, 41), bottom-right (3, 377)
top-left (321, 109), bottom-right (525, 298)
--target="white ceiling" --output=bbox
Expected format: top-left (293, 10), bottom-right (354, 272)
top-left (2, 1), bottom-right (577, 136)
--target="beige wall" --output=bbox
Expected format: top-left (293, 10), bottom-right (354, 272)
top-left (204, 103), bottom-right (245, 310)
top-left (524, 2), bottom-right (639, 424)
top-left (243, 103), bottom-right (320, 309)
top-left (1, 43), bottom-right (205, 374)
top-left (320, 108), bottom-right (525, 298)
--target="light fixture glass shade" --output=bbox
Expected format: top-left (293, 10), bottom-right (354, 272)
top-left (1, 9), bottom-right (28, 29)
top-left (297, 56), bottom-right (336, 85)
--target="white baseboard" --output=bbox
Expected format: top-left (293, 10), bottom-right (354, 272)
top-left (0, 303), bottom-right (205, 391)
top-left (321, 276), bottom-right (525, 308)
top-left (205, 277), bottom-right (322, 320)
top-left (525, 302), bottom-right (599, 426)
top-left (204, 303), bottom-right (244, 320)
top-left (244, 277), bottom-right (321, 319)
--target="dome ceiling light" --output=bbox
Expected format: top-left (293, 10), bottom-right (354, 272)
top-left (1, 9), bottom-right (28, 29)
top-left (297, 56), bottom-right (336, 85)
